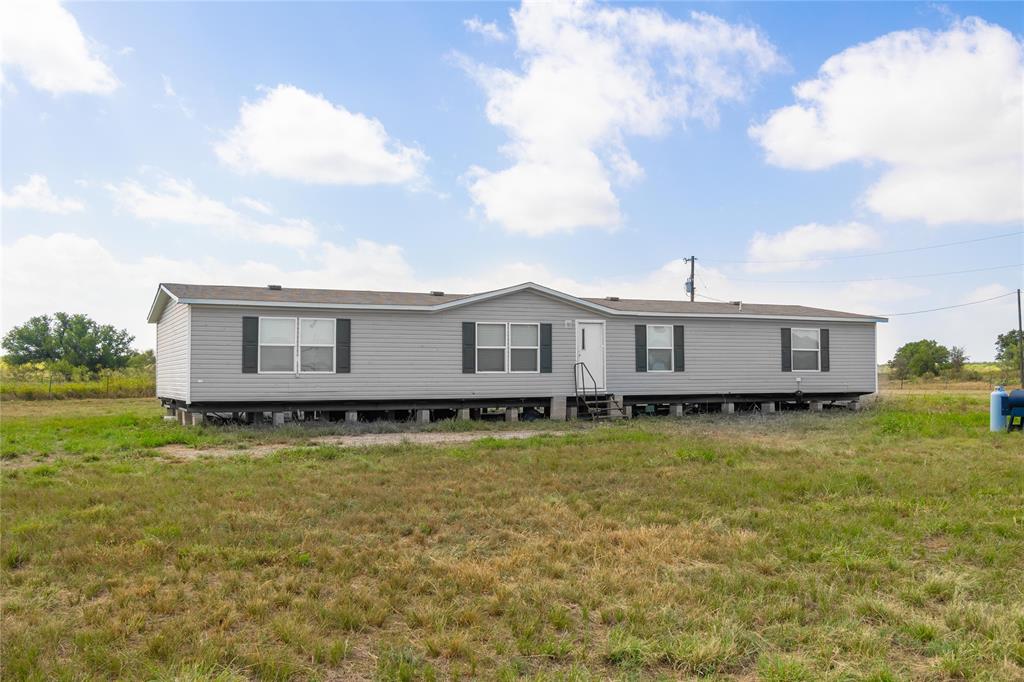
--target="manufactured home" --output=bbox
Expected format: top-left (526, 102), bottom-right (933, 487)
top-left (147, 282), bottom-right (884, 423)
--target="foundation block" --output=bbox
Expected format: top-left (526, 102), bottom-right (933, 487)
top-left (548, 396), bottom-right (567, 421)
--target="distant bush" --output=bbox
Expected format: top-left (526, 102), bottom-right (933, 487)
top-left (955, 369), bottom-right (985, 382)
top-left (889, 339), bottom-right (950, 379)
top-left (878, 362), bottom-right (1002, 390)
top-left (0, 361), bottom-right (155, 400)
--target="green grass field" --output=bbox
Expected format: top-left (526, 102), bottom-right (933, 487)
top-left (2, 394), bottom-right (1022, 680)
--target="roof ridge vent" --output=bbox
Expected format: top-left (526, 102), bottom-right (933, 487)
top-left (430, 290), bottom-right (445, 296)
top-left (267, 284), bottom-right (282, 290)
top-left (605, 296), bottom-right (620, 301)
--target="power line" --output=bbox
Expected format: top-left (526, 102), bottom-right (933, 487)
top-left (877, 291), bottom-right (1016, 317)
top-left (695, 293), bottom-right (730, 303)
top-left (728, 263), bottom-right (1022, 285)
top-left (697, 287), bottom-right (1016, 318)
top-left (702, 230), bottom-right (1023, 266)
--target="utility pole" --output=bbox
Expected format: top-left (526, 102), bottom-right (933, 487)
top-left (684, 257), bottom-right (696, 302)
top-left (1017, 288), bottom-right (1023, 387)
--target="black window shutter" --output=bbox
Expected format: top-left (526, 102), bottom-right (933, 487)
top-left (539, 323), bottom-right (552, 373)
top-left (635, 325), bottom-right (647, 372)
top-left (462, 322), bottom-right (475, 373)
top-left (820, 328), bottom-right (830, 372)
top-left (673, 325), bottom-right (685, 372)
top-left (336, 319), bottom-right (351, 373)
top-left (242, 316), bottom-right (258, 374)
top-left (781, 328), bottom-right (792, 372)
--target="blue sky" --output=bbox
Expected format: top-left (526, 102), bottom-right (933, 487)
top-left (1, 1), bottom-right (1022, 360)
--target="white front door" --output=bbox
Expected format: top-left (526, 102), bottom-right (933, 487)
top-left (575, 321), bottom-right (606, 391)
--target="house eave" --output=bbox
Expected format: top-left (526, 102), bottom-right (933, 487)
top-left (146, 285), bottom-right (180, 324)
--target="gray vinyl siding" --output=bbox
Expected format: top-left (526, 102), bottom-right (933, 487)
top-left (189, 291), bottom-right (583, 402)
top-left (606, 318), bottom-right (875, 395)
top-left (184, 289), bottom-right (877, 403)
top-left (155, 301), bottom-right (189, 400)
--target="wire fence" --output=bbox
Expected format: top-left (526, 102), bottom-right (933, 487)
top-left (0, 366), bottom-right (155, 400)
top-left (877, 364), bottom-right (1017, 393)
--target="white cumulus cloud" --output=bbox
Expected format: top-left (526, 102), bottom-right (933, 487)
top-left (215, 85), bottom-right (427, 185)
top-left (107, 176), bottom-right (317, 248)
top-left (236, 196), bottom-right (274, 215)
top-left (0, 0), bottom-right (119, 95)
top-left (1, 174), bottom-right (85, 214)
top-left (460, 1), bottom-right (782, 236)
top-left (464, 17), bottom-right (508, 42)
top-left (750, 17), bottom-right (1023, 225)
top-left (745, 222), bottom-right (880, 272)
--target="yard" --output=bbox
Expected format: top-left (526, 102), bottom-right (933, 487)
top-left (1, 394), bottom-right (1022, 680)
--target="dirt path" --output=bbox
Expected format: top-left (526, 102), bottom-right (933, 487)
top-left (156, 429), bottom-right (571, 461)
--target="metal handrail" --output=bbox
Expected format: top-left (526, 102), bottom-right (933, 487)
top-left (573, 361), bottom-right (599, 407)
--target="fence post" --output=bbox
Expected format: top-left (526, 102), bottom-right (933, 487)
top-left (48, 371), bottom-right (53, 398)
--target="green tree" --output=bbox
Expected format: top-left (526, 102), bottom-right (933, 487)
top-left (127, 349), bottom-right (155, 369)
top-left (996, 329), bottom-right (1023, 362)
top-left (889, 352), bottom-right (911, 381)
top-left (1, 313), bottom-right (136, 372)
top-left (889, 339), bottom-right (951, 378)
top-left (0, 314), bottom-right (56, 364)
top-left (949, 346), bottom-right (968, 376)
top-left (995, 329), bottom-right (1023, 383)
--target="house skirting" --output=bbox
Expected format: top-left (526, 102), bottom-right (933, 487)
top-left (620, 391), bottom-right (867, 405)
top-left (160, 390), bottom-right (868, 425)
top-left (161, 396), bottom-right (553, 413)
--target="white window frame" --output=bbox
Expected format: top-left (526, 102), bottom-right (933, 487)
top-left (475, 322), bottom-right (508, 374)
top-left (257, 317), bottom-right (337, 375)
top-left (298, 317), bottom-right (336, 374)
top-left (791, 327), bottom-right (821, 372)
top-left (258, 316), bottom-right (297, 374)
top-left (509, 323), bottom-right (540, 374)
top-left (646, 324), bottom-right (674, 372)
top-left (474, 322), bottom-right (542, 374)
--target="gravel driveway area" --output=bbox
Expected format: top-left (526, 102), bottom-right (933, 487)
top-left (156, 429), bottom-right (570, 461)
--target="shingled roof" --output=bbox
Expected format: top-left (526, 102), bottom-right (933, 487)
top-left (160, 283), bottom-right (468, 306)
top-left (149, 282), bottom-right (885, 322)
top-left (581, 297), bottom-right (878, 319)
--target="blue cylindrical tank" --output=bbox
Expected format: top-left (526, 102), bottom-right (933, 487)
top-left (991, 386), bottom-right (1008, 432)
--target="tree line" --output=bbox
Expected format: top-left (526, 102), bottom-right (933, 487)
top-left (1, 313), bottom-right (152, 377)
top-left (889, 330), bottom-right (1022, 381)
